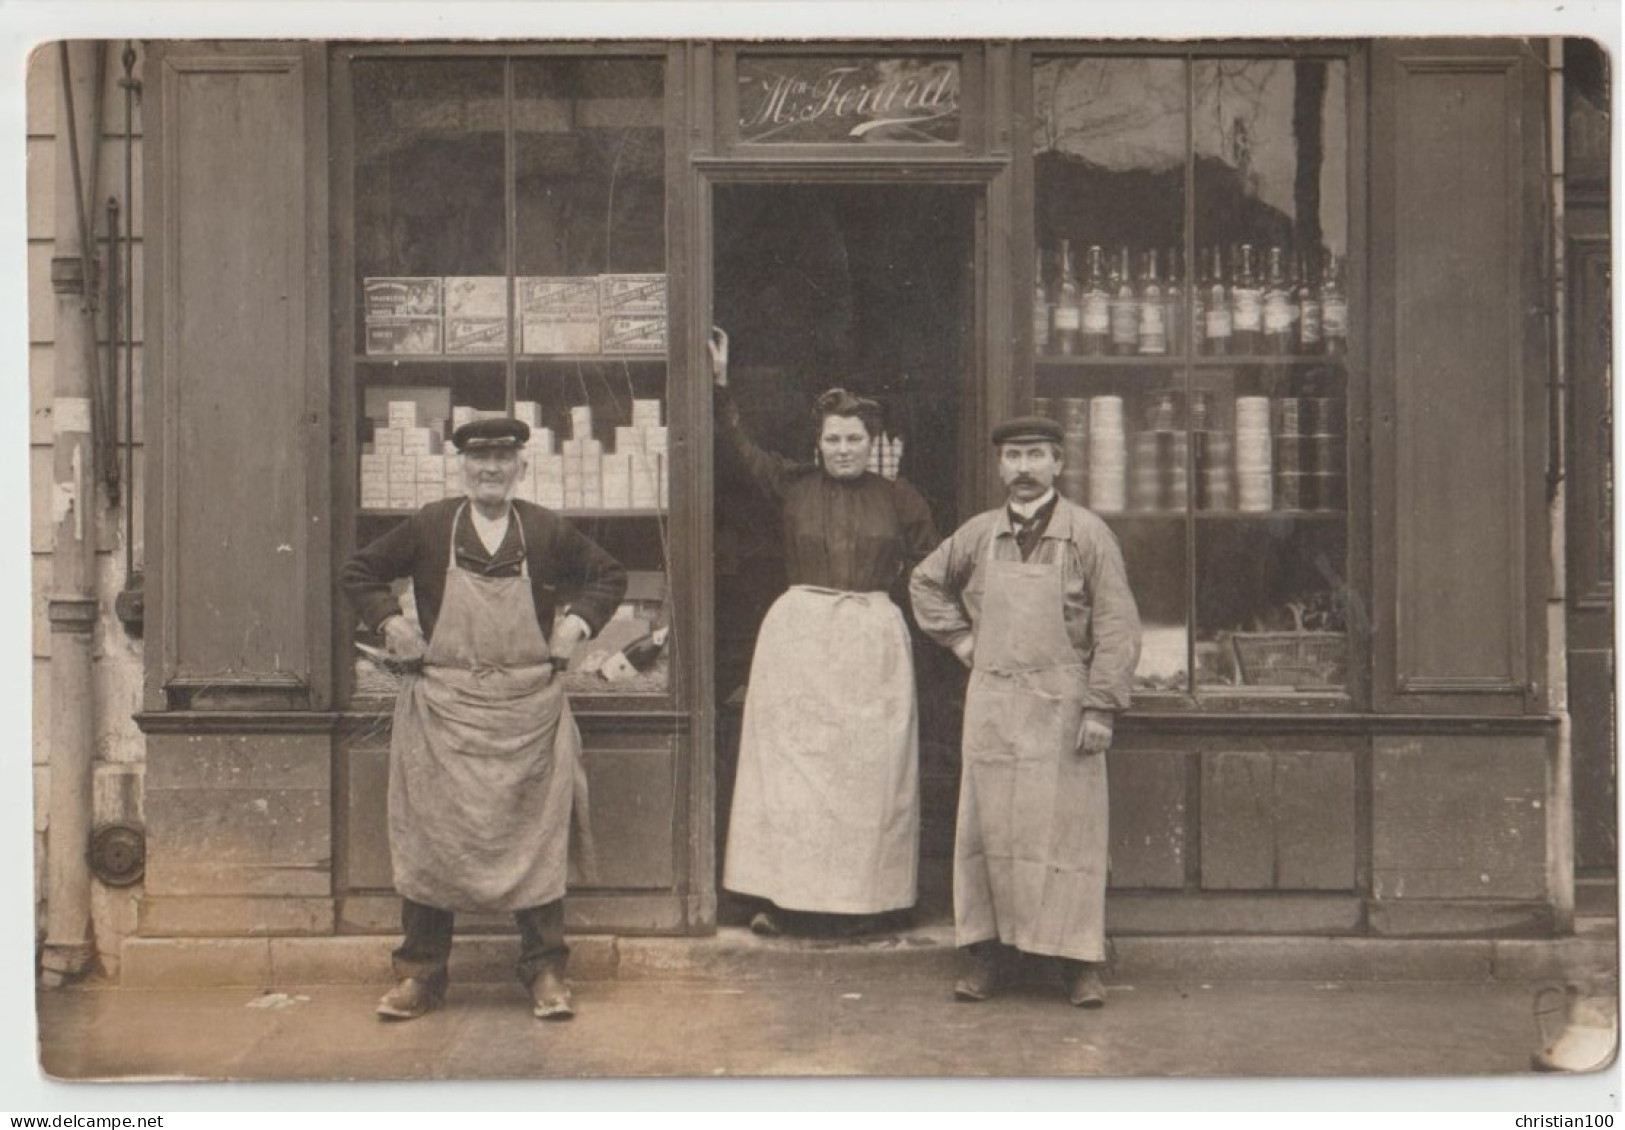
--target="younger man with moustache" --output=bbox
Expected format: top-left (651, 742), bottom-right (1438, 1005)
top-left (910, 416), bottom-right (1141, 1008)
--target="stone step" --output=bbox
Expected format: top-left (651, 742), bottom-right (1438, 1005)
top-left (117, 925), bottom-right (1619, 990)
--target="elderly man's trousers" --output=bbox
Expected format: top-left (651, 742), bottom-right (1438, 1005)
top-left (391, 897), bottom-right (569, 989)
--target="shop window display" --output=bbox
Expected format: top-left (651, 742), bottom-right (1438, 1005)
top-left (345, 56), bottom-right (673, 703)
top-left (1032, 54), bottom-right (1352, 698)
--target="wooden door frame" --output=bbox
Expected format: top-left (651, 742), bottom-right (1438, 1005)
top-left (685, 157), bottom-right (1014, 914)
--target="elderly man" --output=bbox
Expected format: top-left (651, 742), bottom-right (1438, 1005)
top-left (342, 417), bottom-right (626, 1022)
top-left (910, 415), bottom-right (1140, 1008)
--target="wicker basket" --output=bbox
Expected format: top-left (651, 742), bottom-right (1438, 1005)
top-left (1229, 630), bottom-right (1347, 689)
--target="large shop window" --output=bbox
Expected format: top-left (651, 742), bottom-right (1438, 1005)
top-left (1031, 53), bottom-right (1353, 702)
top-left (343, 55), bottom-right (673, 705)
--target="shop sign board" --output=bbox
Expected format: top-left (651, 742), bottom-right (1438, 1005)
top-left (736, 55), bottom-right (960, 145)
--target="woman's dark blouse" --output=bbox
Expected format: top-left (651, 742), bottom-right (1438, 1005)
top-left (717, 390), bottom-right (940, 592)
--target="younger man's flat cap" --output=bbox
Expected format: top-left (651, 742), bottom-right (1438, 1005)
top-left (990, 415), bottom-right (1063, 446)
top-left (452, 417), bottom-right (531, 452)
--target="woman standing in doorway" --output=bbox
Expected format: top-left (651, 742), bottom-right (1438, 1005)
top-left (711, 327), bottom-right (940, 936)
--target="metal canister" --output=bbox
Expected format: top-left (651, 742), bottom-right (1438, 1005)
top-left (1305, 397), bottom-right (1344, 436)
top-left (1307, 433), bottom-right (1345, 474)
top-left (1274, 397), bottom-right (1304, 436)
top-left (1275, 471), bottom-right (1306, 511)
top-left (1274, 434), bottom-right (1307, 475)
top-left (1309, 472), bottom-right (1346, 511)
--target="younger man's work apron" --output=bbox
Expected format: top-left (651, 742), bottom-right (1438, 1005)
top-left (954, 538), bottom-right (1109, 962)
top-left (389, 503), bottom-right (589, 912)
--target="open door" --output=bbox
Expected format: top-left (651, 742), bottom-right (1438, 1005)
top-left (709, 181), bottom-right (980, 922)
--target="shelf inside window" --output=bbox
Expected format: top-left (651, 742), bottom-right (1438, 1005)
top-left (356, 353), bottom-right (666, 366)
top-left (359, 507), bottom-right (667, 520)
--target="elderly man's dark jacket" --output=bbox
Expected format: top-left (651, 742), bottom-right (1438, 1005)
top-left (341, 496), bottom-right (628, 643)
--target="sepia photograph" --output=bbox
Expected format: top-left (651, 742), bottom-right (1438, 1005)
top-left (7, 0), bottom-right (1621, 1112)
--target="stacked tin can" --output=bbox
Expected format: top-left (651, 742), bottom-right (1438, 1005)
top-left (1130, 392), bottom-right (1187, 511)
top-left (1059, 398), bottom-right (1091, 504)
top-left (1088, 395), bottom-right (1126, 512)
top-left (1269, 397), bottom-right (1346, 510)
top-left (1191, 390), bottom-right (1233, 511)
top-left (1235, 396), bottom-right (1273, 512)
top-left (1306, 397), bottom-right (1346, 510)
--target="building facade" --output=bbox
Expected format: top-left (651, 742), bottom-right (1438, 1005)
top-left (28, 37), bottom-right (1615, 981)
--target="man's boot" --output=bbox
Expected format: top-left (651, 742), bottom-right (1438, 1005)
top-left (1065, 960), bottom-right (1107, 1009)
top-left (954, 942), bottom-right (1004, 1002)
top-left (376, 976), bottom-right (443, 1021)
top-left (530, 965), bottom-right (575, 1021)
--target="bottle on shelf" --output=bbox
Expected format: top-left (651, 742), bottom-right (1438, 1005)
top-left (1187, 247), bottom-right (1206, 356)
top-left (1230, 243), bottom-right (1263, 355)
top-left (1080, 245), bottom-right (1111, 356)
top-left (1137, 249), bottom-right (1167, 356)
top-left (1203, 246), bottom-right (1232, 356)
top-left (1262, 245), bottom-right (1293, 356)
top-left (1109, 246), bottom-right (1139, 357)
top-left (1295, 250), bottom-right (1322, 355)
top-left (1164, 246), bottom-right (1187, 357)
top-left (1034, 247), bottom-right (1053, 356)
top-left (1321, 253), bottom-right (1349, 356)
top-left (1051, 239), bottom-right (1082, 356)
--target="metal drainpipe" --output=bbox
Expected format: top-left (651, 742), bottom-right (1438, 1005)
top-left (1544, 35), bottom-right (1574, 936)
top-left (40, 40), bottom-right (104, 986)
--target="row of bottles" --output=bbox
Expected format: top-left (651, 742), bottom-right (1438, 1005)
top-left (1035, 240), bottom-right (1349, 359)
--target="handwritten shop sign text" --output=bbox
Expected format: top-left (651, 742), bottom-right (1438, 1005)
top-left (737, 57), bottom-right (961, 145)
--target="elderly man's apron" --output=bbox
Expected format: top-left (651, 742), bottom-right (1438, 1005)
top-left (955, 540), bottom-right (1108, 962)
top-left (389, 504), bottom-right (589, 912)
top-left (723, 585), bottom-right (919, 914)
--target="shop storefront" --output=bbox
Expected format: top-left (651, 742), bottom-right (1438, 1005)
top-left (115, 37), bottom-right (1570, 955)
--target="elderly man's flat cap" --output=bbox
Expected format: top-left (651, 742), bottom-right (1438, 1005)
top-left (991, 415), bottom-right (1064, 446)
top-left (452, 417), bottom-right (531, 452)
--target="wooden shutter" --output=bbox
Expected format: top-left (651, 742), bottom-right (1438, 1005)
top-left (145, 42), bottom-right (331, 711)
top-left (1370, 38), bottom-right (1549, 715)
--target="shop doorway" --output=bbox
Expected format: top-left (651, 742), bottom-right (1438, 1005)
top-left (709, 182), bottom-right (979, 924)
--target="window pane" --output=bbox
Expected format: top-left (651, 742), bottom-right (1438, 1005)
top-left (351, 60), bottom-right (509, 704)
top-left (1192, 58), bottom-right (1351, 694)
top-left (513, 57), bottom-right (672, 698)
top-left (1033, 56), bottom-right (1190, 695)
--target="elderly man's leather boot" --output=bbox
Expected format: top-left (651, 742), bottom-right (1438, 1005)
top-left (1065, 961), bottom-right (1107, 1009)
top-left (954, 943), bottom-right (1004, 1002)
top-left (375, 976), bottom-right (443, 1021)
top-left (531, 966), bottom-right (575, 1020)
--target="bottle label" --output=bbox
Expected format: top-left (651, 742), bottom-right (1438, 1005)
top-left (1053, 304), bottom-right (1081, 332)
top-left (1263, 291), bottom-right (1292, 332)
top-left (1138, 304), bottom-right (1167, 353)
top-left (1035, 305), bottom-right (1052, 345)
top-left (1232, 288), bottom-right (1263, 331)
top-left (1082, 294), bottom-right (1111, 334)
top-left (1300, 302), bottom-right (1322, 344)
top-left (1111, 298), bottom-right (1138, 345)
top-left (1322, 298), bottom-right (1348, 336)
top-left (1206, 304), bottom-right (1232, 338)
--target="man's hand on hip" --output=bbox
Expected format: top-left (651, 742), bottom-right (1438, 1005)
top-left (548, 613), bottom-right (590, 666)
top-left (1077, 710), bottom-right (1113, 755)
top-left (382, 615), bottom-right (428, 663)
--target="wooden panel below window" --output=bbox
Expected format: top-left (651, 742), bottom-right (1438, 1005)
top-left (338, 728), bottom-right (678, 895)
top-left (1371, 733), bottom-right (1548, 900)
top-left (1200, 749), bottom-right (1356, 891)
top-left (1107, 751), bottom-right (1187, 890)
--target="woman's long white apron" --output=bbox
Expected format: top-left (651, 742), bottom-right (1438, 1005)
top-left (723, 585), bottom-right (920, 914)
top-left (389, 503), bottom-right (590, 913)
top-left (954, 540), bottom-right (1108, 962)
